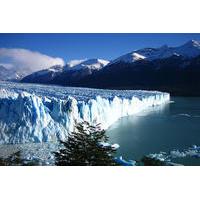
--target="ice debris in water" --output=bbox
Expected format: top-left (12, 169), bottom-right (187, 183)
top-left (99, 142), bottom-right (120, 150)
top-left (147, 145), bottom-right (200, 164)
top-left (115, 156), bottom-right (137, 166)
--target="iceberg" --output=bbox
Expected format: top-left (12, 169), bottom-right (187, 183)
top-left (115, 156), bottom-right (136, 166)
top-left (0, 81), bottom-right (170, 144)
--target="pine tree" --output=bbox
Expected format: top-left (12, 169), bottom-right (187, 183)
top-left (54, 122), bottom-right (118, 166)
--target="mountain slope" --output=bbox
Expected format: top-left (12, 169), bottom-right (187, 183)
top-left (77, 54), bottom-right (200, 96)
top-left (22, 58), bottom-right (109, 84)
top-left (21, 40), bottom-right (200, 96)
top-left (0, 65), bottom-right (23, 81)
top-left (22, 65), bottom-right (64, 83)
top-left (109, 40), bottom-right (200, 65)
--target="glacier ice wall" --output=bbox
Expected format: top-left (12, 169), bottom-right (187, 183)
top-left (0, 82), bottom-right (170, 144)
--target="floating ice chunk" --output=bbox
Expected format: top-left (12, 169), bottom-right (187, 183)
top-left (115, 156), bottom-right (136, 166)
top-left (191, 145), bottom-right (200, 150)
top-left (148, 153), bottom-right (169, 162)
top-left (170, 150), bottom-right (186, 158)
top-left (111, 144), bottom-right (120, 150)
top-left (99, 142), bottom-right (111, 148)
top-left (98, 142), bottom-right (120, 150)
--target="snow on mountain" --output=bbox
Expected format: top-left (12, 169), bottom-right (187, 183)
top-left (175, 40), bottom-right (200, 58)
top-left (110, 52), bottom-right (146, 64)
top-left (22, 58), bottom-right (110, 83)
top-left (0, 65), bottom-right (23, 81)
top-left (21, 65), bottom-right (65, 83)
top-left (0, 65), bottom-right (11, 80)
top-left (109, 40), bottom-right (200, 65)
top-left (0, 63), bottom-right (65, 82)
top-left (67, 58), bottom-right (109, 71)
top-left (66, 59), bottom-right (87, 68)
top-left (0, 81), bottom-right (169, 144)
top-left (29, 65), bottom-right (64, 77)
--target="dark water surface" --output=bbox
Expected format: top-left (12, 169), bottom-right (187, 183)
top-left (106, 97), bottom-right (200, 165)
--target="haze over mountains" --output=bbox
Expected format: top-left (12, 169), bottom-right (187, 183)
top-left (1, 40), bottom-right (200, 95)
top-left (0, 65), bottom-right (24, 81)
top-left (0, 47), bottom-right (65, 81)
top-left (22, 58), bottom-right (109, 84)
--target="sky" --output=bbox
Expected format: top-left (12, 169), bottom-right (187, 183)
top-left (0, 33), bottom-right (200, 73)
top-left (1, 33), bottom-right (200, 61)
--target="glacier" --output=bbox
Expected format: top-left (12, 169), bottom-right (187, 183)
top-left (0, 81), bottom-right (170, 144)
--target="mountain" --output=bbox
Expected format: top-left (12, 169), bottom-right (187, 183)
top-left (0, 64), bottom-right (62, 82)
top-left (109, 40), bottom-right (200, 65)
top-left (70, 40), bottom-right (200, 96)
top-left (0, 65), bottom-right (10, 80)
top-left (22, 58), bottom-right (109, 84)
top-left (77, 54), bottom-right (200, 96)
top-left (21, 65), bottom-right (64, 84)
top-left (21, 40), bottom-right (200, 96)
top-left (67, 58), bottom-right (109, 71)
top-left (0, 65), bottom-right (23, 81)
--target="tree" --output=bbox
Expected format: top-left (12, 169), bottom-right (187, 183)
top-left (54, 122), bottom-right (118, 166)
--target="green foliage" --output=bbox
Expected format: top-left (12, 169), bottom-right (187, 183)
top-left (54, 122), bottom-right (118, 166)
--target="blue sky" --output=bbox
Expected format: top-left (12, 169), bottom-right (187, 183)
top-left (1, 33), bottom-right (200, 62)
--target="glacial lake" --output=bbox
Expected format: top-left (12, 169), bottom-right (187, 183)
top-left (107, 97), bottom-right (200, 165)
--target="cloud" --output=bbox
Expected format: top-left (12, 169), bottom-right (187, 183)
top-left (0, 48), bottom-right (65, 74)
top-left (67, 59), bottom-right (86, 67)
top-left (0, 63), bottom-right (14, 69)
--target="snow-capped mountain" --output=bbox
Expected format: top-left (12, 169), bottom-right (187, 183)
top-left (21, 65), bottom-right (64, 84)
top-left (67, 58), bottom-right (109, 71)
top-left (66, 59), bottom-right (87, 68)
top-left (22, 58), bottom-right (109, 84)
top-left (0, 63), bottom-right (65, 82)
top-left (28, 65), bottom-right (64, 78)
top-left (109, 40), bottom-right (200, 65)
top-left (0, 65), bottom-right (23, 81)
top-left (0, 65), bottom-right (11, 80)
top-left (21, 40), bottom-right (200, 95)
top-left (175, 40), bottom-right (200, 57)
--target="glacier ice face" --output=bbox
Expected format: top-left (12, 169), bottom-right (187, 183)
top-left (0, 81), bottom-right (170, 144)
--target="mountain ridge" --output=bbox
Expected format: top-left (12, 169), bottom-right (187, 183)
top-left (108, 40), bottom-right (200, 65)
top-left (20, 40), bottom-right (200, 96)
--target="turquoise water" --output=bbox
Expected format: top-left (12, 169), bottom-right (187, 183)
top-left (107, 97), bottom-right (200, 165)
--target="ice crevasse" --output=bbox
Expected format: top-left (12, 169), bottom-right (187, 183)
top-left (0, 83), bottom-right (170, 144)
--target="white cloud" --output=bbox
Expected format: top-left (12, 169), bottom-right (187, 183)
top-left (67, 59), bottom-right (86, 67)
top-left (0, 48), bottom-right (65, 74)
